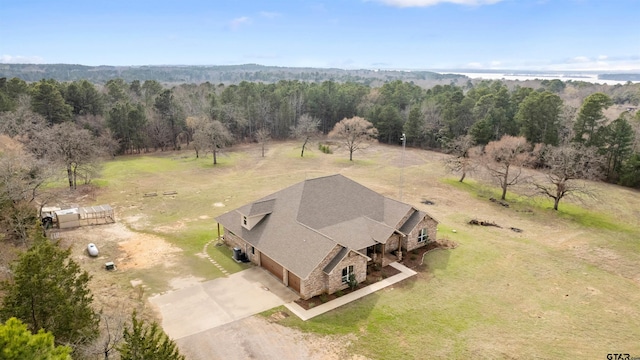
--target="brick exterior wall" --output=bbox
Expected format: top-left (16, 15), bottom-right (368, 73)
top-left (224, 232), bottom-right (368, 300)
top-left (386, 234), bottom-right (400, 253)
top-left (299, 246), bottom-right (368, 300)
top-left (326, 251), bottom-right (367, 295)
top-left (403, 215), bottom-right (438, 252)
top-left (224, 232), bottom-right (260, 264)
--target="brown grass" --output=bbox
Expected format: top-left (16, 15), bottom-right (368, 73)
top-left (6, 140), bottom-right (639, 358)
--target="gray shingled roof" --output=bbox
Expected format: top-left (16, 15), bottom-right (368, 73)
top-left (322, 247), bottom-right (349, 274)
top-left (399, 209), bottom-right (426, 235)
top-left (215, 174), bottom-right (424, 280)
top-left (237, 198), bottom-right (276, 217)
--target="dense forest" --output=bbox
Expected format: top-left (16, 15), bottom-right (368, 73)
top-left (0, 72), bottom-right (640, 208)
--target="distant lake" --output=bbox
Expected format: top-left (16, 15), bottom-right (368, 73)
top-left (444, 72), bottom-right (636, 85)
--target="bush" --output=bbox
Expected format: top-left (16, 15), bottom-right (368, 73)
top-left (318, 143), bottom-right (333, 154)
top-left (335, 290), bottom-right (344, 297)
top-left (348, 273), bottom-right (358, 290)
top-left (308, 302), bottom-right (316, 309)
top-left (319, 293), bottom-right (329, 303)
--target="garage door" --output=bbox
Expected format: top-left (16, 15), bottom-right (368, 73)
top-left (260, 253), bottom-right (283, 281)
top-left (288, 271), bottom-right (301, 293)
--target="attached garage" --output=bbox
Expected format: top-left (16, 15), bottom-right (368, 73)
top-left (260, 253), bottom-right (283, 281)
top-left (288, 271), bottom-right (301, 293)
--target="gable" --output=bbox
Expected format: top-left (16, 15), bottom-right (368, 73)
top-left (215, 174), bottom-right (436, 279)
top-left (399, 209), bottom-right (428, 235)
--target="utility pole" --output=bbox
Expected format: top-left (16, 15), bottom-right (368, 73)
top-left (399, 133), bottom-right (406, 201)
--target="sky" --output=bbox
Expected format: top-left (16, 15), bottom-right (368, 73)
top-left (1, 0), bottom-right (639, 71)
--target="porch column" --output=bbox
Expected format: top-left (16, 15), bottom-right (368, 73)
top-left (397, 236), bottom-right (403, 261)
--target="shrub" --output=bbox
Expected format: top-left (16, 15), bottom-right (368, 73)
top-left (318, 143), bottom-right (333, 154)
top-left (319, 293), bottom-right (329, 303)
top-left (335, 290), bottom-right (344, 297)
top-left (348, 273), bottom-right (358, 290)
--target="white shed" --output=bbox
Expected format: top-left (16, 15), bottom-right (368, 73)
top-left (54, 208), bottom-right (80, 229)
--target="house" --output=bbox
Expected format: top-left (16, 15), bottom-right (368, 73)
top-left (215, 174), bottom-right (438, 300)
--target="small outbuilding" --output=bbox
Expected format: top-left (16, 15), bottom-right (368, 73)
top-left (54, 208), bottom-right (81, 229)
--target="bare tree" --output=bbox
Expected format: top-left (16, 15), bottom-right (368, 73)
top-left (186, 116), bottom-right (207, 158)
top-left (146, 115), bottom-right (172, 152)
top-left (193, 120), bottom-right (232, 165)
top-left (255, 127), bottom-right (271, 158)
top-left (288, 92), bottom-right (305, 127)
top-left (76, 303), bottom-right (130, 360)
top-left (0, 150), bottom-right (51, 244)
top-left (532, 145), bottom-right (603, 210)
top-left (0, 101), bottom-right (48, 146)
top-left (27, 122), bottom-right (99, 190)
top-left (328, 116), bottom-right (378, 161)
top-left (290, 114), bottom-right (320, 157)
top-left (480, 135), bottom-right (533, 200)
top-left (444, 135), bottom-right (480, 182)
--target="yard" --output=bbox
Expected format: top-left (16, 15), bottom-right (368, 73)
top-left (53, 141), bottom-right (640, 359)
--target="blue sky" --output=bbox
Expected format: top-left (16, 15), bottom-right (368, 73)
top-left (1, 0), bottom-right (639, 71)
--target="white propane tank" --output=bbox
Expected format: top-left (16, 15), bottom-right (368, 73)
top-left (87, 243), bottom-right (99, 257)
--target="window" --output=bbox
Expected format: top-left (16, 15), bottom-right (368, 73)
top-left (243, 216), bottom-right (247, 226)
top-left (418, 228), bottom-right (428, 243)
top-left (342, 265), bottom-right (354, 284)
top-left (251, 246), bottom-right (255, 255)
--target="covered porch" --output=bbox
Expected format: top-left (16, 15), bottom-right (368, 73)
top-left (361, 231), bottom-right (405, 268)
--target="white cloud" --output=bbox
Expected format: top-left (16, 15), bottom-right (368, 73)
top-left (466, 62), bottom-right (483, 68)
top-left (598, 55), bottom-right (608, 60)
top-left (372, 0), bottom-right (504, 8)
top-left (229, 16), bottom-right (251, 30)
top-left (259, 11), bottom-right (281, 19)
top-left (0, 55), bottom-right (44, 64)
top-left (569, 56), bottom-right (590, 63)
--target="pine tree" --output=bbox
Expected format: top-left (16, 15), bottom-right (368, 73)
top-left (118, 311), bottom-right (185, 360)
top-left (0, 317), bottom-right (72, 360)
top-left (0, 234), bottom-right (99, 347)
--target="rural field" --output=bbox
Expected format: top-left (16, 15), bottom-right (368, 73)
top-left (56, 141), bottom-right (640, 359)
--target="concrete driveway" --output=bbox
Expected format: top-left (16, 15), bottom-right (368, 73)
top-left (149, 267), bottom-right (299, 340)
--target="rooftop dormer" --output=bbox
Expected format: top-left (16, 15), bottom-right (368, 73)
top-left (237, 198), bottom-right (275, 230)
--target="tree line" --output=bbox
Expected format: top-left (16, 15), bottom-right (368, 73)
top-left (0, 63), bottom-right (464, 84)
top-left (1, 75), bottom-right (638, 178)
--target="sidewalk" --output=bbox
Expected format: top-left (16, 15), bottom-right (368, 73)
top-left (285, 262), bottom-right (417, 321)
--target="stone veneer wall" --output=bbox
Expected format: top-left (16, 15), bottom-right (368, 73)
top-left (386, 234), bottom-right (400, 253)
top-left (326, 251), bottom-right (367, 295)
top-left (299, 246), bottom-right (368, 300)
top-left (403, 216), bottom-right (438, 252)
top-left (225, 232), bottom-right (369, 300)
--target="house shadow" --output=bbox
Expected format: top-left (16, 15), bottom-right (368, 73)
top-left (308, 292), bottom-right (381, 328)
top-left (423, 248), bottom-right (451, 271)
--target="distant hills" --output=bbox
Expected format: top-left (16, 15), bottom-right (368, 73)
top-left (2, 63), bottom-right (638, 85)
top-left (0, 63), bottom-right (465, 84)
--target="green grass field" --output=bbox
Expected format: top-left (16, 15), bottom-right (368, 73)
top-left (87, 142), bottom-right (640, 358)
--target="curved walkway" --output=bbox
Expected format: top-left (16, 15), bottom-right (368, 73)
top-left (202, 240), bottom-right (230, 276)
